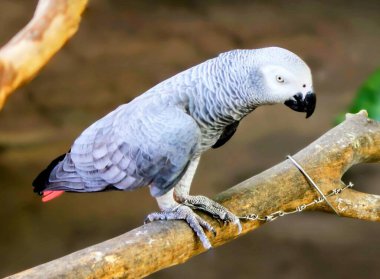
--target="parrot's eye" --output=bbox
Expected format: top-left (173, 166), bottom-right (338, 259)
top-left (276, 75), bottom-right (285, 83)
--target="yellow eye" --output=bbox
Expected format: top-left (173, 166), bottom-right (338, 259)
top-left (276, 75), bottom-right (285, 83)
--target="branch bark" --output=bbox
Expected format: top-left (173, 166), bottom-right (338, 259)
top-left (0, 0), bottom-right (88, 109)
top-left (6, 111), bottom-right (380, 279)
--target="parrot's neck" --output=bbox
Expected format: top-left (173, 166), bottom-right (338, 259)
top-left (180, 57), bottom-right (257, 152)
top-left (188, 54), bottom-right (257, 130)
top-left (190, 86), bottom-right (255, 130)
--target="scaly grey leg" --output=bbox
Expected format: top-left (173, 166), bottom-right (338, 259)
top-left (145, 204), bottom-right (215, 249)
top-left (146, 156), bottom-right (241, 249)
top-left (178, 194), bottom-right (242, 234)
top-left (173, 157), bottom-right (241, 233)
top-left (145, 188), bottom-right (215, 249)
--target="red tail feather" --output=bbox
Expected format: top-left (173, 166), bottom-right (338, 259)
top-left (42, 190), bottom-right (64, 202)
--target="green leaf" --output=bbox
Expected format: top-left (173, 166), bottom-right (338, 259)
top-left (336, 68), bottom-right (380, 124)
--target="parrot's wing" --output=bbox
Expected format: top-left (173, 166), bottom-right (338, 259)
top-left (47, 100), bottom-right (200, 197)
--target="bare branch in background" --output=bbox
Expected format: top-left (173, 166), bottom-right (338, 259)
top-left (6, 111), bottom-right (380, 278)
top-left (0, 0), bottom-right (88, 109)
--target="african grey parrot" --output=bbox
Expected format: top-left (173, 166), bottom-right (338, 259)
top-left (33, 47), bottom-right (316, 249)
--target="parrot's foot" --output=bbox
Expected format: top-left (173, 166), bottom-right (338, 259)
top-left (144, 204), bottom-right (216, 249)
top-left (179, 195), bottom-right (242, 234)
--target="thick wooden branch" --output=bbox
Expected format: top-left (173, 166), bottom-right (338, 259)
top-left (0, 0), bottom-right (88, 109)
top-left (7, 111), bottom-right (380, 279)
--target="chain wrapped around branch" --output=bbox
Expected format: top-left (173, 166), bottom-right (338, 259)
top-left (240, 181), bottom-right (355, 222)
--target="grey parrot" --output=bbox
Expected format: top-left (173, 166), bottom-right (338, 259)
top-left (33, 47), bottom-right (316, 249)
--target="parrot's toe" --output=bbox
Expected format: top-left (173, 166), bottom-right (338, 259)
top-left (144, 204), bottom-right (214, 249)
top-left (232, 218), bottom-right (242, 234)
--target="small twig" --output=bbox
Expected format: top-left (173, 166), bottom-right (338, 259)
top-left (0, 0), bottom-right (88, 109)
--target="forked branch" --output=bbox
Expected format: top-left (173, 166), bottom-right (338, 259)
top-left (0, 0), bottom-right (88, 109)
top-left (6, 111), bottom-right (380, 279)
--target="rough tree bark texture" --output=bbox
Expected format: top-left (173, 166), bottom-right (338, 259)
top-left (6, 110), bottom-right (380, 278)
top-left (0, 0), bottom-right (88, 109)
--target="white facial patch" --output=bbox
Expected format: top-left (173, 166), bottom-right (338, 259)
top-left (260, 62), bottom-right (312, 103)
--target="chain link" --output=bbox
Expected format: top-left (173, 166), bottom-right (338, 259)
top-left (239, 182), bottom-right (354, 222)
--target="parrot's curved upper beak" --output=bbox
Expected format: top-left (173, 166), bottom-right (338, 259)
top-left (284, 91), bottom-right (316, 118)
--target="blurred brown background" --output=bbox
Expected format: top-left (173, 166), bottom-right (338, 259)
top-left (0, 0), bottom-right (379, 278)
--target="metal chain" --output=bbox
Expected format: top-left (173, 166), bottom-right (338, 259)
top-left (239, 182), bottom-right (354, 222)
top-left (286, 155), bottom-right (340, 215)
top-left (238, 154), bottom-right (355, 223)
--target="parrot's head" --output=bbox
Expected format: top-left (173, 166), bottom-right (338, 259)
top-left (253, 47), bottom-right (316, 118)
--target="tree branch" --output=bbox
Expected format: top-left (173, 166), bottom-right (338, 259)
top-left (6, 111), bottom-right (380, 279)
top-left (0, 0), bottom-right (88, 109)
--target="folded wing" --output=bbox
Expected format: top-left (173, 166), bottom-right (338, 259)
top-left (39, 99), bottom-right (200, 198)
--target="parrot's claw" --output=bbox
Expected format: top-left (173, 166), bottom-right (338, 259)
top-left (181, 195), bottom-right (242, 234)
top-left (144, 204), bottom-right (215, 249)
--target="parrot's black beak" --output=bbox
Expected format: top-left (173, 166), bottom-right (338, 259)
top-left (284, 91), bottom-right (316, 118)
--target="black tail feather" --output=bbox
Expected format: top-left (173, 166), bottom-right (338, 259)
top-left (33, 153), bottom-right (67, 195)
